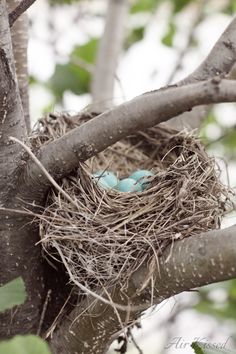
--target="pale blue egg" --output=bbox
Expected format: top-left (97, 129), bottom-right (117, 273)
top-left (97, 177), bottom-right (111, 189)
top-left (129, 170), bottom-right (154, 190)
top-left (116, 178), bottom-right (142, 192)
top-left (93, 171), bottom-right (118, 188)
top-left (93, 176), bottom-right (111, 189)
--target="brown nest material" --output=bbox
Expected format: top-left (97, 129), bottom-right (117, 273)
top-left (31, 113), bottom-right (232, 294)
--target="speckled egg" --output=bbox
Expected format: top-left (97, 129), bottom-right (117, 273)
top-left (129, 170), bottom-right (154, 190)
top-left (115, 178), bottom-right (142, 192)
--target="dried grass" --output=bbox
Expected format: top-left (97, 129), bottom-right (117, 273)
top-left (31, 113), bottom-right (233, 296)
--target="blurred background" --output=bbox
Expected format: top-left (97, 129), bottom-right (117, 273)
top-left (27, 0), bottom-right (236, 353)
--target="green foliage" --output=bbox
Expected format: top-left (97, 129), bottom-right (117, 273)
top-left (200, 110), bottom-right (236, 159)
top-left (171, 0), bottom-right (193, 13)
top-left (195, 280), bottom-right (236, 322)
top-left (199, 111), bottom-right (219, 144)
top-left (49, 38), bottom-right (98, 101)
top-left (0, 335), bottom-right (51, 354)
top-left (219, 129), bottom-right (236, 156)
top-left (223, 0), bottom-right (236, 15)
top-left (192, 342), bottom-right (205, 354)
top-left (130, 0), bottom-right (161, 14)
top-left (125, 26), bottom-right (145, 49)
top-left (191, 341), bottom-right (236, 354)
top-left (0, 279), bottom-right (51, 354)
top-left (162, 22), bottom-right (176, 47)
top-left (0, 277), bottom-right (26, 313)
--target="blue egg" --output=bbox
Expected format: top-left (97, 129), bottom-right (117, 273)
top-left (93, 171), bottom-right (118, 188)
top-left (92, 176), bottom-right (110, 189)
top-left (129, 170), bottom-right (154, 190)
top-left (116, 178), bottom-right (142, 192)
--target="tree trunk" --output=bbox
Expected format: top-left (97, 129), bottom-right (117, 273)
top-left (91, 0), bottom-right (129, 111)
top-left (0, 0), bottom-right (44, 338)
top-left (7, 0), bottom-right (30, 132)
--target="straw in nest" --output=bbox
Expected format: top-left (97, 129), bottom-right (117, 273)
top-left (31, 113), bottom-right (232, 297)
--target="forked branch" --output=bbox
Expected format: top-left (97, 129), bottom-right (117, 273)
top-left (17, 16), bottom-right (236, 196)
top-left (21, 78), bottom-right (236, 196)
top-left (9, 0), bottom-right (36, 27)
top-left (179, 16), bottom-right (236, 85)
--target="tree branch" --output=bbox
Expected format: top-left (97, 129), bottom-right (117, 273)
top-left (8, 0), bottom-right (36, 27)
top-left (50, 225), bottom-right (236, 354)
top-left (91, 0), bottom-right (129, 111)
top-left (7, 0), bottom-right (30, 132)
top-left (0, 0), bottom-right (43, 338)
top-left (25, 16), bottom-right (236, 187)
top-left (179, 16), bottom-right (236, 85)
top-left (21, 78), bottom-right (236, 197)
top-left (165, 16), bottom-right (236, 130)
top-left (0, 0), bottom-right (26, 202)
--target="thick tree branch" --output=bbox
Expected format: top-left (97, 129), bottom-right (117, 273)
top-left (50, 225), bottom-right (236, 354)
top-left (7, 0), bottom-right (30, 132)
top-left (179, 16), bottom-right (236, 85)
top-left (91, 0), bottom-right (129, 111)
top-left (8, 0), bottom-right (36, 27)
top-left (0, 0), bottom-right (43, 338)
top-left (17, 11), bottom-right (236, 193)
top-left (0, 0), bottom-right (26, 202)
top-left (21, 78), bottom-right (236, 197)
top-left (22, 16), bottom-right (236, 195)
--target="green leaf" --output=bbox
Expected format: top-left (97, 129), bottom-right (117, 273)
top-left (0, 335), bottom-right (51, 354)
top-left (191, 341), bottom-right (236, 354)
top-left (223, 0), bottom-right (236, 15)
top-left (49, 39), bottom-right (98, 101)
top-left (0, 277), bottom-right (26, 313)
top-left (195, 298), bottom-right (236, 322)
top-left (192, 342), bottom-right (204, 354)
top-left (125, 26), bottom-right (145, 49)
top-left (71, 38), bottom-right (98, 65)
top-left (131, 0), bottom-right (161, 14)
top-left (161, 22), bottom-right (176, 47)
top-left (170, 0), bottom-right (193, 13)
top-left (195, 281), bottom-right (236, 322)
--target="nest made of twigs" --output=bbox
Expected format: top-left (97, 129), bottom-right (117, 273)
top-left (31, 113), bottom-right (232, 294)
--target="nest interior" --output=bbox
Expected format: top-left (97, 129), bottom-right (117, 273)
top-left (31, 113), bottom-right (231, 293)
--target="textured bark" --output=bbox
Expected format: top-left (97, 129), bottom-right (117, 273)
top-left (7, 0), bottom-right (30, 132)
top-left (91, 0), bottom-right (129, 111)
top-left (0, 0), bottom-right (26, 202)
top-left (8, 0), bottom-right (36, 27)
top-left (0, 1), bottom-right (44, 338)
top-left (50, 225), bottom-right (236, 354)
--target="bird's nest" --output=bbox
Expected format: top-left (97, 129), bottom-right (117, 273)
top-left (30, 113), bottom-right (232, 296)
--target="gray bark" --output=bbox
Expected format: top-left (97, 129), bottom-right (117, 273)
top-left (25, 78), bottom-right (236, 192)
top-left (0, 1), bottom-right (44, 338)
top-left (50, 225), bottom-right (236, 354)
top-left (7, 0), bottom-right (30, 132)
